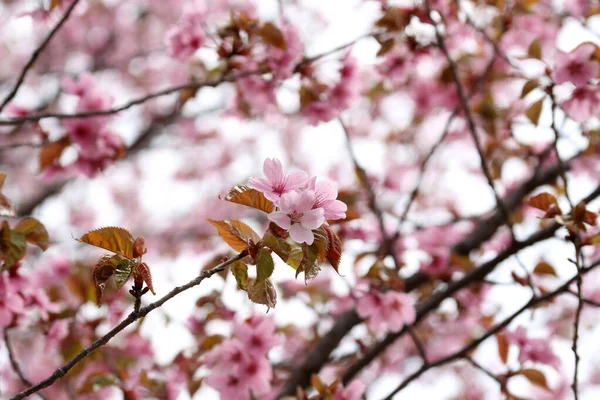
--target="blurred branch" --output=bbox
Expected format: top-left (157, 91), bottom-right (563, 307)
top-left (381, 257), bottom-right (600, 399)
top-left (3, 329), bottom-right (48, 400)
top-left (10, 252), bottom-right (246, 400)
top-left (0, 0), bottom-right (82, 114)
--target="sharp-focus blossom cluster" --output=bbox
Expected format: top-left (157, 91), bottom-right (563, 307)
top-left (249, 158), bottom-right (347, 244)
top-left (204, 315), bottom-right (278, 399)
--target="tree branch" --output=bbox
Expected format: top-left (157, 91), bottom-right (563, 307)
top-left (9, 252), bottom-right (245, 400)
top-left (0, 0), bottom-right (82, 114)
top-left (3, 329), bottom-right (48, 400)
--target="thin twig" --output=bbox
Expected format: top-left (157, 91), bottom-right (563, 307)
top-left (571, 242), bottom-right (583, 400)
top-left (3, 329), bottom-right (48, 400)
top-left (9, 252), bottom-right (245, 400)
top-left (0, 0), bottom-right (82, 114)
top-left (464, 356), bottom-right (503, 385)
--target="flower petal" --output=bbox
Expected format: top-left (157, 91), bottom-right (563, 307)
top-left (263, 158), bottom-right (284, 184)
top-left (289, 224), bottom-right (314, 244)
top-left (268, 211), bottom-right (292, 229)
top-left (301, 208), bottom-right (325, 230)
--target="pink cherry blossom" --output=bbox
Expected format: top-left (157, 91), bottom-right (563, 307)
top-left (506, 326), bottom-right (561, 369)
top-left (333, 380), bottom-right (366, 400)
top-left (553, 44), bottom-right (599, 87)
top-left (234, 315), bottom-right (280, 357)
top-left (267, 23), bottom-right (304, 79)
top-left (357, 290), bottom-right (416, 333)
top-left (307, 177), bottom-right (347, 220)
top-left (561, 85), bottom-right (600, 122)
top-left (268, 190), bottom-right (325, 245)
top-left (166, 1), bottom-right (207, 61)
top-left (248, 158), bottom-right (308, 202)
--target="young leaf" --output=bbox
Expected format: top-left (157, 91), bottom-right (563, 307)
top-left (496, 333), bottom-right (509, 364)
top-left (79, 372), bottom-right (118, 394)
top-left (528, 39), bottom-right (542, 59)
top-left (520, 80), bottom-right (538, 98)
top-left (134, 262), bottom-right (155, 295)
top-left (78, 227), bottom-right (135, 259)
top-left (0, 228), bottom-right (27, 271)
top-left (526, 192), bottom-right (562, 216)
top-left (296, 243), bottom-right (321, 282)
top-left (114, 258), bottom-right (137, 289)
top-left (0, 173), bottom-right (15, 217)
top-left (256, 249), bottom-right (274, 282)
top-left (93, 255), bottom-right (118, 305)
top-left (14, 217), bottom-right (49, 251)
top-left (323, 225), bottom-right (342, 273)
top-left (533, 261), bottom-right (557, 276)
top-left (525, 97), bottom-right (544, 125)
top-left (207, 219), bottom-right (260, 252)
top-left (247, 278), bottom-right (277, 309)
top-left (257, 22), bottom-right (287, 50)
top-left (39, 137), bottom-right (70, 170)
top-left (263, 230), bottom-right (292, 263)
top-left (231, 260), bottom-right (248, 290)
top-left (517, 368), bottom-right (549, 390)
top-left (220, 185), bottom-right (275, 214)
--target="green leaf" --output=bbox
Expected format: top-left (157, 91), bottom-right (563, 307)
top-left (526, 97), bottom-right (544, 125)
top-left (247, 278), bottom-right (277, 310)
top-left (256, 249), bottom-right (274, 282)
top-left (231, 260), bottom-right (248, 290)
top-left (114, 257), bottom-right (136, 289)
top-left (263, 231), bottom-right (292, 263)
top-left (14, 217), bottom-right (49, 251)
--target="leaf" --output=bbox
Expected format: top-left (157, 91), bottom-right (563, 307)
top-left (323, 225), bottom-right (342, 273)
top-left (247, 278), bottom-right (277, 310)
top-left (256, 249), bottom-right (274, 282)
top-left (520, 80), bottom-right (538, 98)
top-left (496, 333), bottom-right (509, 364)
top-left (79, 372), bottom-right (117, 393)
top-left (92, 255), bottom-right (118, 305)
top-left (0, 173), bottom-right (15, 218)
top-left (533, 260), bottom-right (557, 276)
top-left (528, 38), bottom-right (542, 59)
top-left (311, 374), bottom-right (327, 395)
top-left (517, 368), bottom-right (549, 390)
top-left (220, 185), bottom-right (274, 214)
top-left (257, 22), bottom-right (286, 50)
top-left (208, 219), bottom-right (260, 252)
top-left (14, 217), bottom-right (49, 251)
top-left (199, 334), bottom-right (225, 351)
top-left (0, 222), bottom-right (26, 271)
top-left (263, 230), bottom-right (292, 263)
top-left (526, 192), bottom-right (562, 216)
top-left (39, 137), bottom-right (70, 170)
top-left (296, 243), bottom-right (321, 282)
top-left (113, 258), bottom-right (136, 289)
top-left (525, 97), bottom-right (544, 125)
top-left (231, 260), bottom-right (248, 290)
top-left (177, 87), bottom-right (199, 112)
top-left (134, 262), bottom-right (155, 295)
top-left (78, 227), bottom-right (135, 259)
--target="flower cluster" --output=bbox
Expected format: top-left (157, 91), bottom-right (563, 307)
top-left (205, 315), bottom-right (278, 398)
top-left (166, 1), bottom-right (207, 61)
top-left (248, 158), bottom-right (347, 245)
top-left (506, 326), bottom-right (561, 369)
top-left (357, 289), bottom-right (416, 334)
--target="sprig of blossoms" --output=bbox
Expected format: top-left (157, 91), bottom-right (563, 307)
top-left (249, 158), bottom-right (347, 245)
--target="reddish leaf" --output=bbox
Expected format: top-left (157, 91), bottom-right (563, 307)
top-left (526, 193), bottom-right (562, 216)
top-left (533, 261), bottom-right (557, 276)
top-left (0, 221), bottom-right (26, 270)
top-left (220, 185), bottom-right (275, 214)
top-left (323, 225), bottom-right (342, 273)
top-left (207, 219), bottom-right (260, 252)
top-left (517, 368), bottom-right (549, 390)
top-left (134, 262), bottom-right (155, 295)
top-left (257, 22), bottom-right (286, 50)
top-left (39, 137), bottom-right (70, 170)
top-left (93, 255), bottom-right (118, 305)
top-left (525, 97), bottom-right (544, 125)
top-left (528, 38), bottom-right (542, 59)
top-left (78, 227), bottom-right (135, 259)
top-left (14, 217), bottom-right (49, 251)
top-left (0, 173), bottom-right (15, 217)
top-left (132, 237), bottom-right (147, 258)
top-left (496, 333), bottom-right (509, 364)
top-left (520, 80), bottom-right (538, 98)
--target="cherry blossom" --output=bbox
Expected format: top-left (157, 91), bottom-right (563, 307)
top-left (268, 190), bottom-right (325, 244)
top-left (248, 158), bottom-right (308, 202)
top-left (553, 44), bottom-right (599, 87)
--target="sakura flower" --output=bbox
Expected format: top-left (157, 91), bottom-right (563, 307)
top-left (307, 177), bottom-right (347, 220)
top-left (268, 190), bottom-right (325, 245)
top-left (239, 357), bottom-right (273, 396)
top-left (166, 1), bottom-right (207, 61)
top-left (553, 44), bottom-right (599, 87)
top-left (561, 85), bottom-right (600, 122)
top-left (249, 158), bottom-right (308, 202)
top-left (234, 315), bottom-right (279, 357)
top-left (267, 23), bottom-right (304, 79)
top-left (357, 290), bottom-right (416, 333)
top-left (506, 326), bottom-right (561, 369)
top-left (206, 373), bottom-right (249, 400)
top-left (61, 73), bottom-right (97, 97)
top-left (333, 380), bottom-right (366, 400)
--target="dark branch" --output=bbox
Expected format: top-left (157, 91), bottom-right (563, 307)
top-left (3, 329), bottom-right (48, 400)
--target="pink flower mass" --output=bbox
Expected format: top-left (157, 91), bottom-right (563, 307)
top-left (3, 1), bottom-right (600, 400)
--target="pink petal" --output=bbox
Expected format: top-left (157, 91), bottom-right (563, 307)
top-left (268, 211), bottom-right (292, 229)
top-left (296, 190), bottom-right (316, 214)
top-left (263, 158), bottom-right (284, 184)
top-left (286, 170), bottom-right (309, 190)
top-left (301, 208), bottom-right (324, 230)
top-left (248, 177), bottom-right (273, 193)
top-left (323, 199), bottom-right (347, 220)
top-left (289, 224), bottom-right (314, 244)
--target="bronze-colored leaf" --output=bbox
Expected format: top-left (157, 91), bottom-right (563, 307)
top-left (257, 22), bottom-right (286, 50)
top-left (517, 368), bottom-right (549, 390)
top-left (247, 278), bottom-right (277, 310)
top-left (528, 38), bottom-right (542, 59)
top-left (526, 192), bottom-right (561, 214)
top-left (525, 97), bottom-right (544, 125)
top-left (220, 185), bottom-right (275, 213)
top-left (520, 80), bottom-right (538, 98)
top-left (311, 374), bottom-right (327, 395)
top-left (496, 333), bottom-right (509, 364)
top-left (533, 260), bottom-right (557, 276)
top-left (39, 137), bottom-right (70, 170)
top-left (0, 173), bottom-right (15, 217)
top-left (134, 262), bottom-right (155, 295)
top-left (93, 255), bottom-right (117, 305)
top-left (78, 227), bottom-right (135, 259)
top-left (14, 217), bottom-right (49, 251)
top-left (114, 258), bottom-right (136, 290)
top-left (207, 219), bottom-right (260, 252)
top-left (323, 225), bottom-right (342, 273)
top-left (132, 237), bottom-right (147, 258)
